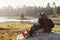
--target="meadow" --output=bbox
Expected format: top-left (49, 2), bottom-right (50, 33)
top-left (0, 22), bottom-right (60, 40)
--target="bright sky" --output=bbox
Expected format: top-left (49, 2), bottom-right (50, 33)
top-left (0, 0), bottom-right (60, 8)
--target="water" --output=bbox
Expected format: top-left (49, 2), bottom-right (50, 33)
top-left (0, 17), bottom-right (38, 23)
top-left (0, 17), bottom-right (60, 27)
top-left (0, 17), bottom-right (20, 22)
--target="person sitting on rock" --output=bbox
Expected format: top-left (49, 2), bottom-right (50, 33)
top-left (38, 12), bottom-right (54, 33)
top-left (27, 12), bottom-right (54, 37)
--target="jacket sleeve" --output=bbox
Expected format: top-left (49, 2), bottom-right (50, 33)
top-left (48, 19), bottom-right (54, 28)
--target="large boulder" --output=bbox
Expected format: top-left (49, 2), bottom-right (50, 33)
top-left (25, 32), bottom-right (60, 40)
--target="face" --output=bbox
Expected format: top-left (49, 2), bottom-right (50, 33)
top-left (38, 15), bottom-right (44, 19)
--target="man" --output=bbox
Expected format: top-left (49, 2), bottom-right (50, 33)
top-left (38, 12), bottom-right (54, 33)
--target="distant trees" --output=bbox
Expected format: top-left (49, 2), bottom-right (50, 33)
top-left (0, 3), bottom-right (60, 18)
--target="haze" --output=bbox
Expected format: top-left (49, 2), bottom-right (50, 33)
top-left (0, 0), bottom-right (60, 8)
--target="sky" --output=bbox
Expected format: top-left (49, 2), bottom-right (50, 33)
top-left (0, 0), bottom-right (60, 8)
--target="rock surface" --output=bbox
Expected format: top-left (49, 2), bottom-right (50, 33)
top-left (24, 32), bottom-right (60, 40)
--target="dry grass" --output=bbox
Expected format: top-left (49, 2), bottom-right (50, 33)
top-left (53, 27), bottom-right (60, 34)
top-left (0, 22), bottom-right (32, 29)
top-left (0, 22), bottom-right (33, 40)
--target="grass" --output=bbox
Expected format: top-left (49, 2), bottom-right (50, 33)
top-left (0, 22), bottom-right (33, 40)
top-left (53, 27), bottom-right (60, 34)
top-left (0, 22), bottom-right (60, 40)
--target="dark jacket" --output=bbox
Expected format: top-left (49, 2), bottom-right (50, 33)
top-left (38, 18), bottom-right (54, 32)
top-left (38, 18), bottom-right (54, 28)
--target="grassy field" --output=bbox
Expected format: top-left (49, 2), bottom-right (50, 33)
top-left (0, 22), bottom-right (60, 40)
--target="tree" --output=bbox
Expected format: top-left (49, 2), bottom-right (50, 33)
top-left (45, 3), bottom-right (53, 16)
top-left (46, 3), bottom-right (51, 9)
top-left (52, 2), bottom-right (56, 17)
top-left (56, 6), bottom-right (60, 14)
top-left (20, 13), bottom-right (24, 19)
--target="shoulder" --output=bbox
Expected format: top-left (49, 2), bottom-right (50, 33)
top-left (47, 18), bottom-right (52, 22)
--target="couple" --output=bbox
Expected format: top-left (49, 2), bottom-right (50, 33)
top-left (29, 12), bottom-right (54, 37)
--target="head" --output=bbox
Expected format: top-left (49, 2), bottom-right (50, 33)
top-left (38, 12), bottom-right (46, 19)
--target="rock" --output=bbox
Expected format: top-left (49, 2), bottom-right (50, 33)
top-left (24, 32), bottom-right (60, 40)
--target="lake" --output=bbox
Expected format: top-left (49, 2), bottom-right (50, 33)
top-left (0, 17), bottom-right (60, 27)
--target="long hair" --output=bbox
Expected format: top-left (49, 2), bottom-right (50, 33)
top-left (38, 12), bottom-right (48, 25)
